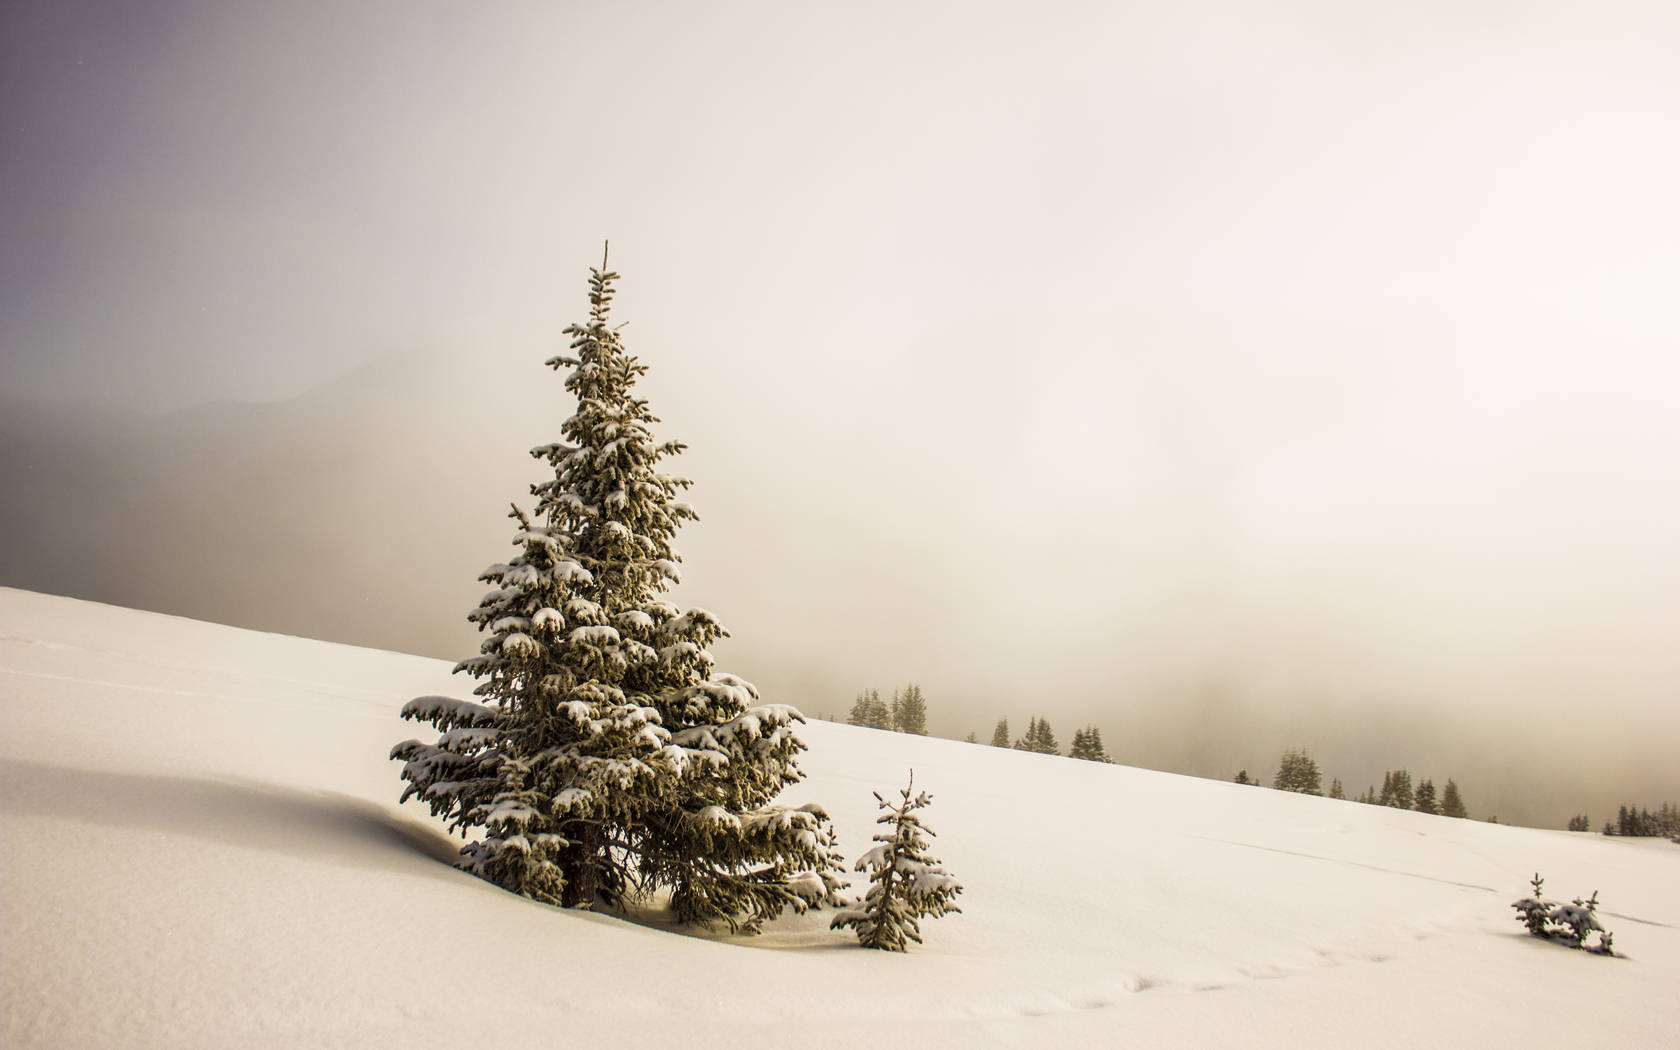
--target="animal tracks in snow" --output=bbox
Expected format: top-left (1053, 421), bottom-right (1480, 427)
top-left (958, 931), bottom-right (1437, 1021)
top-left (957, 975), bottom-right (1161, 1019)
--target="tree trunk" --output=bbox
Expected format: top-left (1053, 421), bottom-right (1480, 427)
top-left (561, 825), bottom-right (602, 909)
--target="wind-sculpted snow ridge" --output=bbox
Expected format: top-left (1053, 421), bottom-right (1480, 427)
top-left (2, 587), bottom-right (1678, 1050)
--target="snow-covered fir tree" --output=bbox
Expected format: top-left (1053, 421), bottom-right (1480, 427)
top-left (848, 689), bottom-right (891, 730)
top-left (392, 250), bottom-right (843, 931)
top-left (846, 694), bottom-right (869, 727)
top-left (990, 717), bottom-right (1010, 748)
top-left (1391, 770), bottom-right (1414, 809)
top-left (1511, 874), bottom-right (1615, 955)
top-left (1068, 726), bottom-right (1110, 762)
top-left (866, 692), bottom-right (890, 729)
top-left (1328, 778), bottom-right (1345, 800)
top-left (1272, 748), bottom-right (1321, 794)
top-left (831, 772), bottom-right (963, 951)
top-left (891, 684), bottom-right (928, 735)
top-left (1439, 778), bottom-right (1467, 818)
top-left (1014, 716), bottom-right (1059, 755)
top-left (1378, 769), bottom-right (1414, 809)
top-left (1037, 718), bottom-right (1059, 754)
top-left (1512, 872), bottom-right (1551, 935)
top-left (1413, 778), bottom-right (1439, 815)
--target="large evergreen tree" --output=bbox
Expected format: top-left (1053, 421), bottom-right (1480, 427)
top-left (892, 684), bottom-right (928, 735)
top-left (392, 251), bottom-right (842, 930)
top-left (831, 773), bottom-right (963, 951)
top-left (990, 717), bottom-right (1010, 748)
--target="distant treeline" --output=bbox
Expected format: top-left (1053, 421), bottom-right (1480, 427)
top-left (1233, 749), bottom-right (1470, 819)
top-left (845, 685), bottom-right (928, 735)
top-left (838, 702), bottom-right (1112, 764)
top-left (828, 703), bottom-right (1670, 836)
top-left (986, 716), bottom-right (1111, 762)
top-left (1578, 802), bottom-right (1680, 838)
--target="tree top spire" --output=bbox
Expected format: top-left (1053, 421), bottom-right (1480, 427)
top-left (587, 241), bottom-right (618, 325)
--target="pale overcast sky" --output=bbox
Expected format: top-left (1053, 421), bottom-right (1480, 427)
top-left (3, 1), bottom-right (1677, 823)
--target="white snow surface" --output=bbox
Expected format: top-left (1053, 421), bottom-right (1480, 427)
top-left (1, 586), bottom-right (1675, 1049)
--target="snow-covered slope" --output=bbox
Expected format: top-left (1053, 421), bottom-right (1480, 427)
top-left (2, 587), bottom-right (1675, 1049)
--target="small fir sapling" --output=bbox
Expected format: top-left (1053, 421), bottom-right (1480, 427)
top-left (831, 771), bottom-right (964, 951)
top-left (1552, 891), bottom-right (1609, 951)
top-left (1510, 872), bottom-right (1615, 955)
top-left (1512, 872), bottom-right (1551, 935)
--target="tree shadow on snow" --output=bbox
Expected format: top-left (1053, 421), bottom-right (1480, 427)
top-left (605, 887), bottom-right (869, 951)
top-left (0, 756), bottom-right (465, 881)
top-left (0, 756), bottom-right (865, 945)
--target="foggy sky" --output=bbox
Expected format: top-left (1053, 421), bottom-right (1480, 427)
top-left (3, 1), bottom-right (1678, 827)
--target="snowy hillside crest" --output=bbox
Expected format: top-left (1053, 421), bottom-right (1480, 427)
top-left (391, 247), bottom-right (844, 931)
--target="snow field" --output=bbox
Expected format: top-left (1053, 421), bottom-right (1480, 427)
top-left (2, 586), bottom-right (1675, 1048)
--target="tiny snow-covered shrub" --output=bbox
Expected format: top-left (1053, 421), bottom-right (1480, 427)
top-left (1511, 873), bottom-right (1615, 955)
top-left (1511, 872), bottom-right (1551, 935)
top-left (831, 771), bottom-right (963, 951)
top-left (1551, 892), bottom-right (1610, 952)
